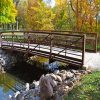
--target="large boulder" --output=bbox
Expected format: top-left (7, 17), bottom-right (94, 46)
top-left (39, 75), bottom-right (57, 100)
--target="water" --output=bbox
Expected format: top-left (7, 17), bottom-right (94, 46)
top-left (0, 60), bottom-right (48, 99)
top-left (0, 49), bottom-right (54, 99)
top-left (0, 72), bottom-right (25, 100)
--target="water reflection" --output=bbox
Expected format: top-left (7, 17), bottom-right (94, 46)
top-left (0, 72), bottom-right (25, 100)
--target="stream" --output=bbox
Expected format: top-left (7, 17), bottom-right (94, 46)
top-left (0, 72), bottom-right (25, 100)
top-left (0, 49), bottom-right (48, 100)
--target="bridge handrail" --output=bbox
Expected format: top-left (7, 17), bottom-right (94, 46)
top-left (0, 30), bottom-right (86, 67)
top-left (0, 30), bottom-right (85, 37)
top-left (34, 30), bottom-right (97, 52)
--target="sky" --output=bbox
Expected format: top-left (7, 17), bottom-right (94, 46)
top-left (43, 0), bottom-right (55, 7)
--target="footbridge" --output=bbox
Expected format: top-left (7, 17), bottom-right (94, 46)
top-left (0, 31), bottom-right (98, 68)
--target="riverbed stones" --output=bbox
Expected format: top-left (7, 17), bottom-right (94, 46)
top-left (9, 69), bottom-right (92, 100)
top-left (59, 73), bottom-right (67, 81)
top-left (75, 72), bottom-right (82, 76)
top-left (64, 86), bottom-right (69, 92)
top-left (65, 80), bottom-right (74, 88)
top-left (60, 70), bottom-right (67, 74)
top-left (87, 70), bottom-right (92, 74)
top-left (56, 75), bottom-right (62, 82)
top-left (50, 73), bottom-right (57, 80)
top-left (68, 76), bottom-right (77, 83)
top-left (66, 71), bottom-right (74, 79)
top-left (54, 70), bottom-right (60, 74)
top-left (70, 69), bottom-right (78, 74)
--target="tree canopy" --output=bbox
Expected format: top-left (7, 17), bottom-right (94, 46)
top-left (0, 0), bottom-right (17, 24)
top-left (1, 0), bottom-right (100, 33)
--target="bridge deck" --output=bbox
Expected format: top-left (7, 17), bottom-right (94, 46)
top-left (84, 52), bottom-right (100, 70)
top-left (1, 41), bottom-right (82, 66)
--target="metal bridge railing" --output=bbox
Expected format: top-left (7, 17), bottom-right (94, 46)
top-left (0, 31), bottom-right (86, 67)
top-left (38, 30), bottom-right (97, 52)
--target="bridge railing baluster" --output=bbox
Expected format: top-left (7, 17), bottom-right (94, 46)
top-left (12, 32), bottom-right (14, 48)
top-left (82, 34), bottom-right (86, 66)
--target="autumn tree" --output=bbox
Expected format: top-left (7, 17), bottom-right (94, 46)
top-left (26, 0), bottom-right (55, 30)
top-left (0, 0), bottom-right (17, 24)
top-left (53, 0), bottom-right (69, 30)
top-left (69, 0), bottom-right (100, 32)
top-left (17, 0), bottom-right (28, 29)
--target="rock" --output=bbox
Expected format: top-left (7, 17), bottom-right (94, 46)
top-left (62, 74), bottom-right (67, 80)
top-left (54, 92), bottom-right (63, 100)
top-left (56, 75), bottom-right (62, 82)
top-left (70, 69), bottom-right (77, 74)
top-left (39, 75), bottom-right (57, 100)
top-left (87, 70), bottom-right (92, 74)
top-left (33, 81), bottom-right (39, 88)
top-left (0, 58), bottom-right (6, 66)
top-left (58, 73), bottom-right (67, 81)
top-left (57, 86), bottom-right (64, 96)
top-left (54, 70), bottom-right (60, 74)
top-left (60, 70), bottom-right (67, 74)
top-left (57, 82), bottom-right (62, 85)
top-left (50, 73), bottom-right (57, 80)
top-left (16, 93), bottom-right (24, 100)
top-left (75, 72), bottom-right (82, 76)
top-left (79, 70), bottom-right (87, 74)
top-left (76, 76), bottom-right (81, 81)
top-left (64, 86), bottom-right (69, 92)
top-left (14, 91), bottom-right (20, 98)
top-left (25, 83), bottom-right (30, 91)
top-left (65, 86), bottom-right (69, 89)
top-left (10, 96), bottom-right (16, 100)
top-left (66, 71), bottom-right (74, 78)
top-left (39, 74), bottom-right (44, 81)
top-left (57, 73), bottom-right (63, 77)
top-left (29, 83), bottom-right (35, 89)
top-left (8, 68), bottom-right (87, 100)
top-left (52, 80), bottom-right (58, 86)
top-left (65, 80), bottom-right (74, 87)
top-left (69, 76), bottom-right (77, 83)
top-left (0, 66), bottom-right (6, 73)
top-left (61, 74), bottom-right (67, 80)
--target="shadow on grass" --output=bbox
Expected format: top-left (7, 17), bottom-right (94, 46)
top-left (64, 72), bottom-right (100, 100)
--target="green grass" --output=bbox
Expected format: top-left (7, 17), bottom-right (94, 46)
top-left (97, 45), bottom-right (100, 51)
top-left (64, 71), bottom-right (100, 100)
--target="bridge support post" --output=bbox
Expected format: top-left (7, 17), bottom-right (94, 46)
top-left (82, 34), bottom-right (86, 66)
top-left (12, 32), bottom-right (14, 48)
top-left (95, 33), bottom-right (98, 53)
top-left (0, 32), bottom-right (2, 48)
top-left (49, 34), bottom-right (53, 63)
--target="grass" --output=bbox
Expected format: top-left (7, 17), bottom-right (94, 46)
top-left (64, 71), bottom-right (100, 100)
top-left (97, 45), bottom-right (100, 51)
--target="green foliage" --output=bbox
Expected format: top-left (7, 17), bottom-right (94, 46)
top-left (53, 0), bottom-right (69, 30)
top-left (64, 72), bottom-right (100, 100)
top-left (0, 0), bottom-right (17, 24)
top-left (97, 45), bottom-right (100, 51)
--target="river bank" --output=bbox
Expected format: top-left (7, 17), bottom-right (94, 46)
top-left (9, 69), bottom-right (92, 100)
